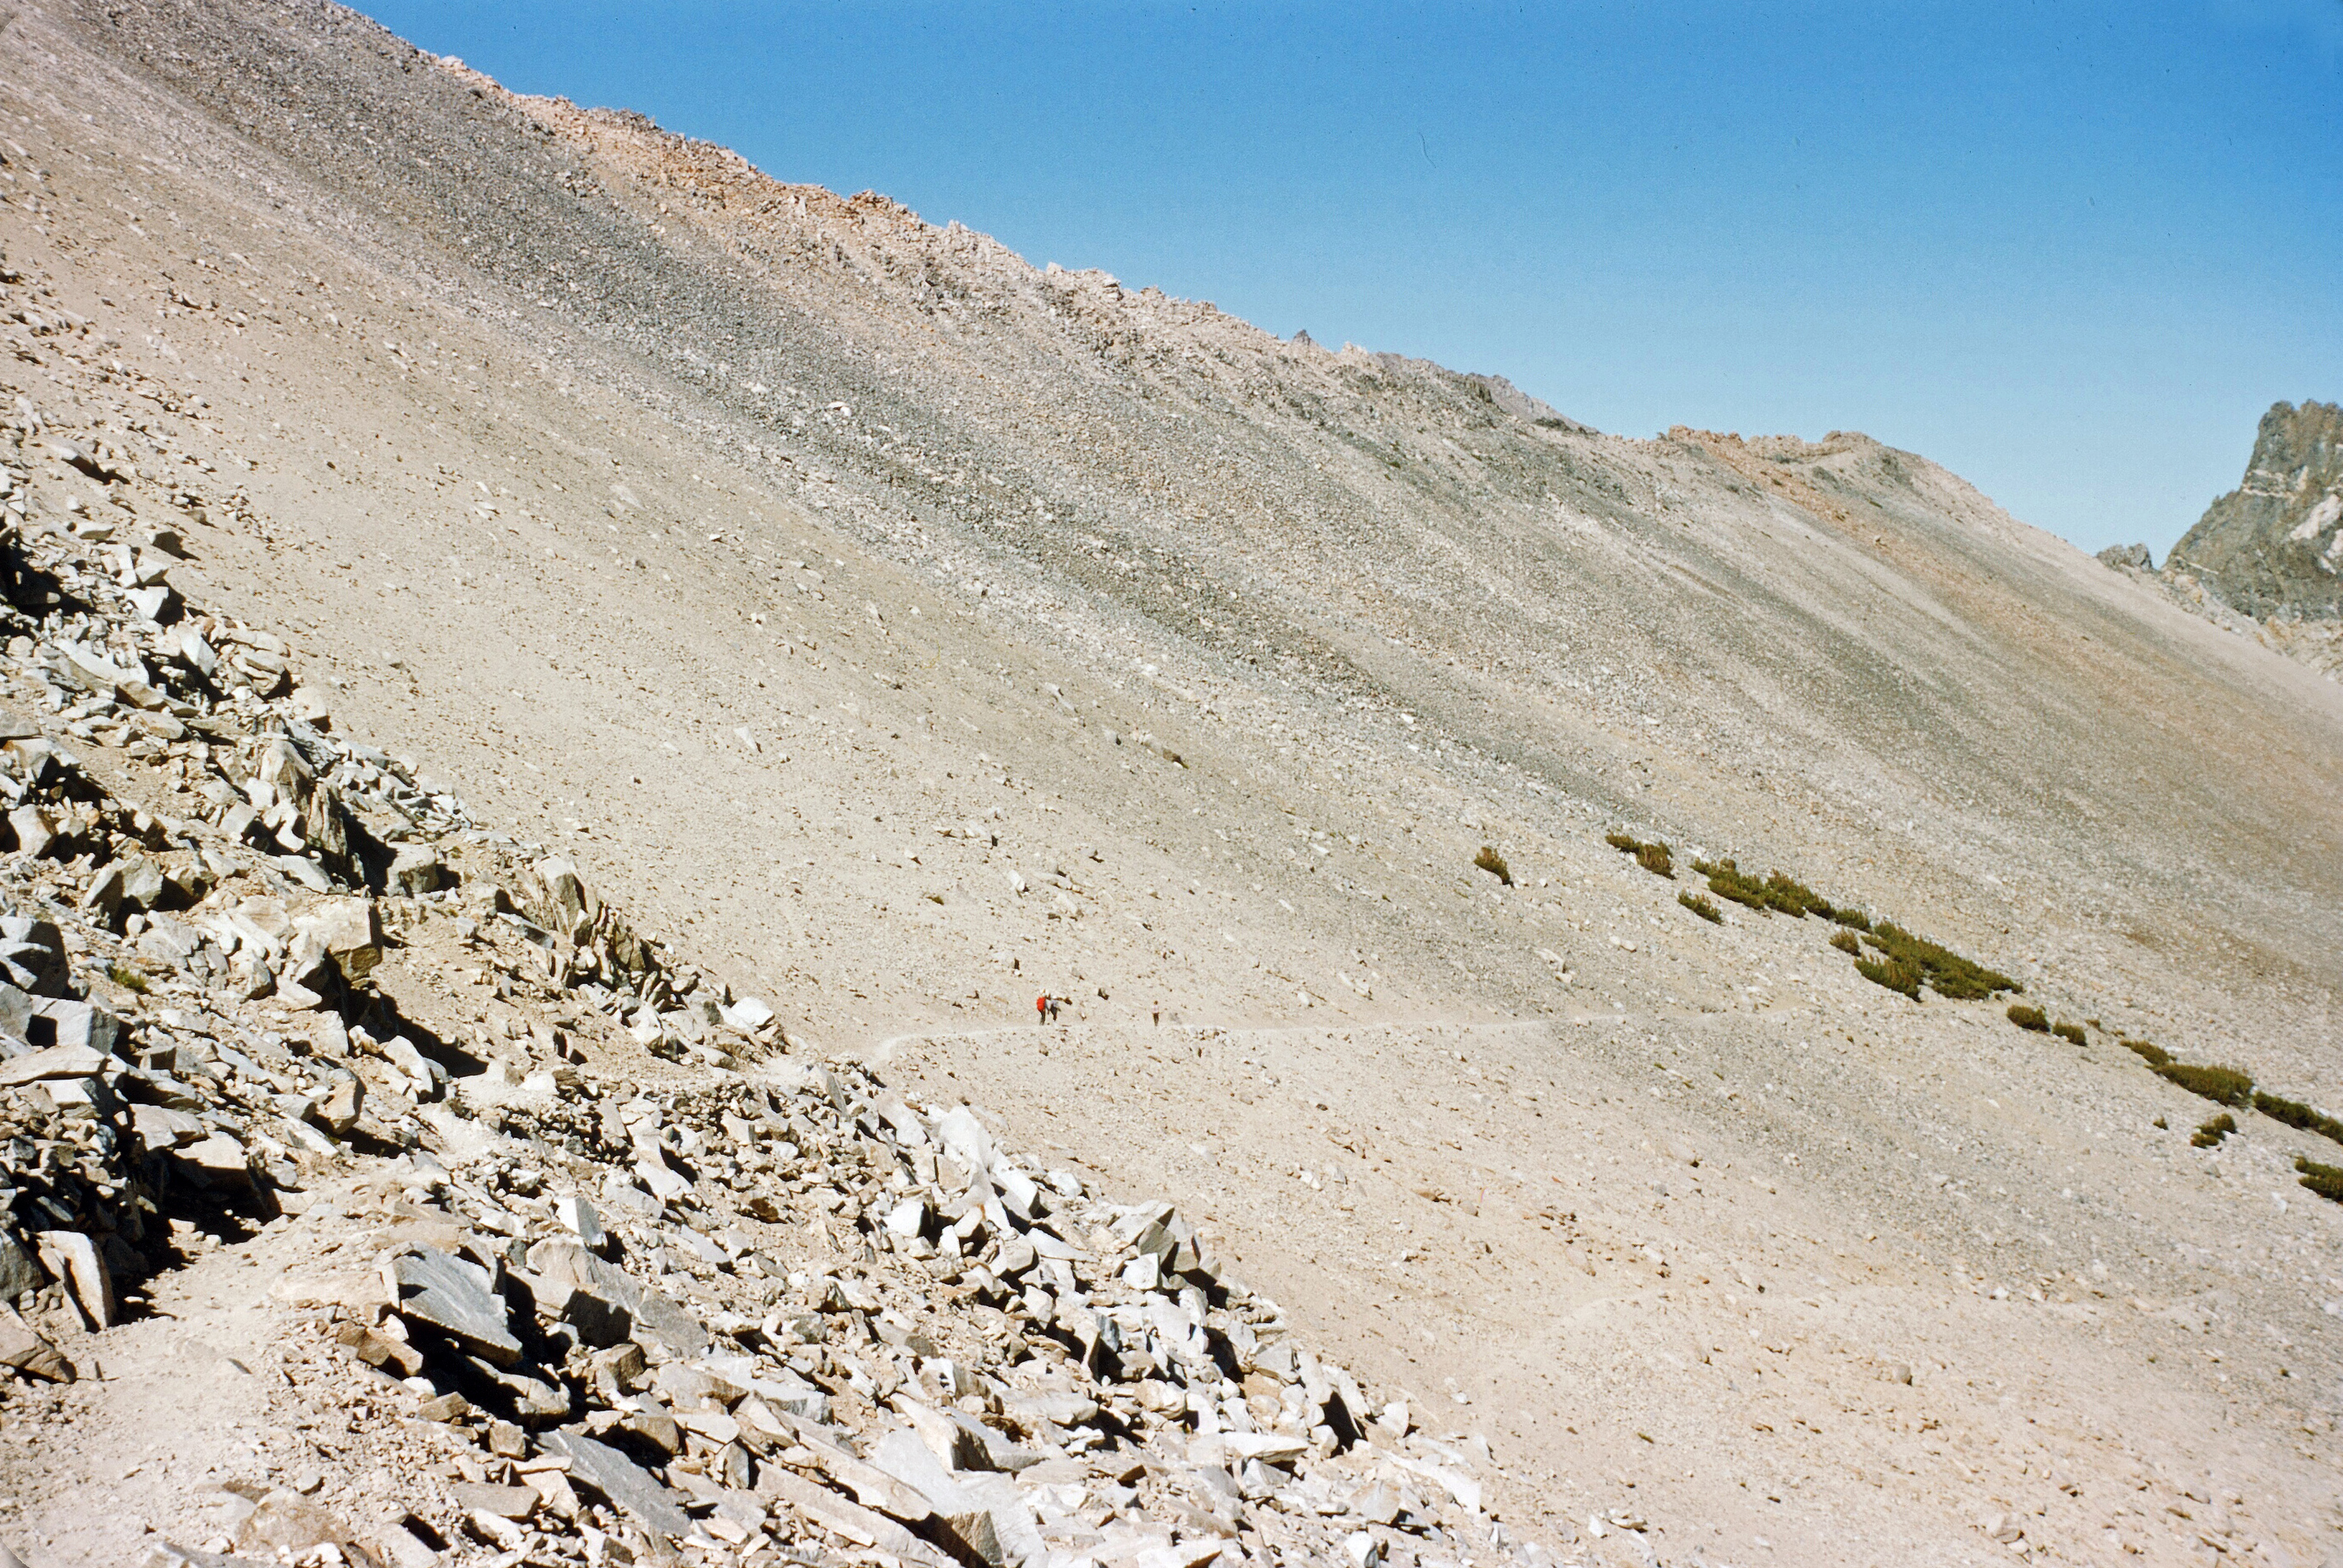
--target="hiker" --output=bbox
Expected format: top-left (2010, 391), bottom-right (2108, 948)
top-left (1036, 993), bottom-right (1049, 1025)
top-left (1152, 1001), bottom-right (1161, 1027)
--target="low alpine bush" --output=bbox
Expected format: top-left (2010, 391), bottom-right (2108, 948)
top-left (1606, 833), bottom-right (1674, 879)
top-left (2153, 1062), bottom-right (2254, 1107)
top-left (2253, 1092), bottom-right (2343, 1149)
top-left (2296, 1157), bottom-right (2343, 1204)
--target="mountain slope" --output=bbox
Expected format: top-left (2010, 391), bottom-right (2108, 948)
top-left (3, 0), bottom-right (2341, 1561)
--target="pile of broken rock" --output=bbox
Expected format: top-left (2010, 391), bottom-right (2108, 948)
top-left (0, 403), bottom-right (1548, 1567)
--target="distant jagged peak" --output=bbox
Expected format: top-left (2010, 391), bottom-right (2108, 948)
top-left (2167, 398), bottom-right (2343, 618)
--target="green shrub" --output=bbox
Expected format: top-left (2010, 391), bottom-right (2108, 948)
top-left (1762, 871), bottom-right (1831, 918)
top-left (1692, 858), bottom-right (1773, 913)
top-left (2190, 1113), bottom-right (2236, 1148)
top-left (2296, 1157), bottom-right (2343, 1204)
top-left (2121, 1038), bottom-right (2170, 1067)
top-left (108, 964), bottom-right (150, 995)
top-left (1831, 907), bottom-right (1872, 932)
top-left (1830, 930), bottom-right (1861, 955)
top-left (2051, 1022), bottom-right (2087, 1047)
top-left (2153, 1062), bottom-right (2254, 1107)
top-left (1606, 833), bottom-right (1673, 879)
top-left (2253, 1092), bottom-right (2343, 1148)
top-left (1678, 891), bottom-right (1722, 923)
top-left (2007, 1005), bottom-right (2048, 1032)
top-left (1691, 858), bottom-right (1833, 918)
top-left (1865, 922), bottom-right (2019, 1000)
top-left (1856, 955), bottom-right (1922, 999)
top-left (1474, 846), bottom-right (1512, 885)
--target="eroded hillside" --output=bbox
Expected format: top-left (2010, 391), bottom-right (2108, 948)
top-left (0, 2), bottom-right (2340, 1564)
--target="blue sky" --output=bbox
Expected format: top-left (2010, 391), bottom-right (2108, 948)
top-left (367, 1), bottom-right (2342, 555)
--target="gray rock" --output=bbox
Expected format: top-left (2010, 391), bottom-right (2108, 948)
top-left (296, 898), bottom-right (381, 979)
top-left (0, 1042), bottom-right (110, 1086)
top-left (233, 1491), bottom-right (352, 1558)
top-left (5, 806), bottom-right (56, 863)
top-left (133, 1102), bottom-right (206, 1156)
top-left (555, 1194), bottom-right (605, 1252)
top-left (80, 862), bottom-right (128, 921)
top-left (756, 1465), bottom-right (950, 1568)
top-left (387, 843), bottom-right (445, 896)
top-left (178, 1132), bottom-right (254, 1192)
top-left (33, 1230), bottom-right (114, 1330)
top-left (312, 1075), bottom-right (364, 1135)
top-left (0, 1305), bottom-right (72, 1381)
top-left (0, 1231), bottom-right (42, 1299)
top-left (391, 1247), bottom-right (522, 1366)
top-left (2096, 542), bottom-right (2153, 572)
top-left (539, 1430), bottom-right (692, 1540)
top-left (872, 1427), bottom-right (1006, 1565)
top-left (27, 998), bottom-right (121, 1057)
top-left (529, 1236), bottom-right (709, 1358)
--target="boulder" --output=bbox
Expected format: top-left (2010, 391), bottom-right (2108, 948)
top-left (539, 1431), bottom-right (691, 1540)
top-left (0, 1306), bottom-right (73, 1381)
top-left (296, 899), bottom-right (381, 980)
top-left (387, 843), bottom-right (445, 896)
top-left (390, 1247), bottom-right (522, 1366)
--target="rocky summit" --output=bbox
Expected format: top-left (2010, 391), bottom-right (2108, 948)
top-left (0, 3), bottom-right (2341, 1567)
top-left (2167, 400), bottom-right (2343, 619)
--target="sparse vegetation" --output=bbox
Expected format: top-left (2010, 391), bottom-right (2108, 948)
top-left (1861, 922), bottom-right (2018, 1000)
top-left (1677, 891), bottom-right (1721, 923)
top-left (2253, 1092), bottom-right (2343, 1148)
top-left (2153, 1116), bottom-right (2168, 1129)
top-left (2051, 1022), bottom-right (2087, 1047)
top-left (2153, 1062), bottom-right (2254, 1107)
top-left (2296, 1157), bottom-right (2343, 1204)
top-left (1856, 954), bottom-right (1922, 1000)
top-left (1628, 839), bottom-right (2019, 1007)
top-left (1691, 858), bottom-right (1828, 917)
top-left (2122, 1038), bottom-right (2170, 1067)
top-left (1606, 832), bottom-right (1674, 879)
top-left (2007, 1004), bottom-right (2048, 1031)
top-left (2191, 1113), bottom-right (2236, 1148)
top-left (108, 963), bottom-right (150, 994)
top-left (1473, 846), bottom-right (1513, 885)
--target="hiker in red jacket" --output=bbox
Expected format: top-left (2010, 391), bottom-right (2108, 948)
top-left (1036, 993), bottom-right (1049, 1024)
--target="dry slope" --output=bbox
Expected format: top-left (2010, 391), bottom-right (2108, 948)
top-left (0, 1), bottom-right (2340, 1564)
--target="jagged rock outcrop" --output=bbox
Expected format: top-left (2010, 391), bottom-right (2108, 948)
top-left (2166, 400), bottom-right (2343, 617)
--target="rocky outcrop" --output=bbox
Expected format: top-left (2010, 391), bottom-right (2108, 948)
top-left (2166, 400), bottom-right (2343, 617)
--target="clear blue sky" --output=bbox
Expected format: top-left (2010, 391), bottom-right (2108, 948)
top-left (366, 1), bottom-right (2342, 556)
